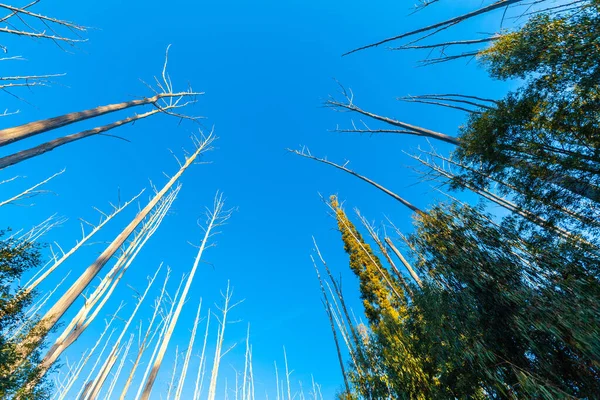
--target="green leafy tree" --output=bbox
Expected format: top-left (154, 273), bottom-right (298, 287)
top-left (0, 231), bottom-right (50, 399)
top-left (455, 1), bottom-right (600, 241)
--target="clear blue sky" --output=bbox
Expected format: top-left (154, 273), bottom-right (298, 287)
top-left (1, 1), bottom-right (517, 398)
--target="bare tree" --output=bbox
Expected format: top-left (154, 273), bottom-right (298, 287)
top-left (56, 314), bottom-right (120, 400)
top-left (140, 193), bottom-right (233, 400)
top-left (103, 334), bottom-right (135, 400)
top-left (192, 307), bottom-right (211, 400)
top-left (310, 254), bottom-right (351, 395)
top-left (133, 274), bottom-right (187, 400)
top-left (174, 298), bottom-right (203, 400)
top-left (119, 269), bottom-right (171, 400)
top-left (0, 46), bottom-right (203, 171)
top-left (84, 266), bottom-right (164, 399)
top-left (33, 187), bottom-right (179, 385)
top-left (14, 133), bottom-right (215, 365)
top-left (206, 282), bottom-right (243, 400)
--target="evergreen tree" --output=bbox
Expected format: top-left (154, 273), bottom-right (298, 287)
top-left (331, 196), bottom-right (432, 399)
top-left (455, 0), bottom-right (600, 241)
top-left (0, 231), bottom-right (50, 399)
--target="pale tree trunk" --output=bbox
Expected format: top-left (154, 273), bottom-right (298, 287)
top-left (283, 347), bottom-right (292, 400)
top-left (73, 326), bottom-right (120, 400)
top-left (192, 309), bottom-right (211, 400)
top-left (0, 2), bottom-right (86, 49)
top-left (15, 133), bottom-right (214, 363)
top-left (104, 334), bottom-right (135, 400)
top-left (133, 274), bottom-right (187, 400)
top-left (174, 298), bottom-right (203, 400)
top-left (275, 361), bottom-right (280, 400)
top-left (384, 237), bottom-right (423, 288)
top-left (83, 265), bottom-right (163, 399)
top-left (310, 256), bottom-right (351, 395)
top-left (355, 210), bottom-right (415, 293)
top-left (329, 100), bottom-right (600, 204)
top-left (84, 343), bottom-right (121, 400)
top-left (207, 282), bottom-right (241, 400)
top-left (140, 193), bottom-right (232, 400)
top-left (28, 187), bottom-right (179, 388)
top-left (0, 105), bottom-right (190, 170)
top-left (167, 346), bottom-right (181, 400)
top-left (119, 269), bottom-right (171, 400)
top-left (57, 314), bottom-right (119, 400)
top-left (0, 93), bottom-right (197, 147)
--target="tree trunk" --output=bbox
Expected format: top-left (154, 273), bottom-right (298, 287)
top-left (0, 93), bottom-right (189, 147)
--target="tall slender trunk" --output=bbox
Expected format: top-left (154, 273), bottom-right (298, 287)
top-left (311, 257), bottom-right (351, 395)
top-left (140, 194), bottom-right (229, 400)
top-left (0, 109), bottom-right (163, 170)
top-left (384, 237), bottom-right (423, 288)
top-left (175, 298), bottom-right (203, 400)
top-left (192, 310), bottom-right (211, 400)
top-left (29, 188), bottom-right (177, 386)
top-left (331, 102), bottom-right (600, 203)
top-left (119, 270), bottom-right (171, 400)
top-left (356, 211), bottom-right (415, 293)
top-left (14, 134), bottom-right (214, 363)
top-left (0, 93), bottom-right (192, 147)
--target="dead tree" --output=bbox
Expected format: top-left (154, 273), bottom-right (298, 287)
top-left (56, 313), bottom-right (120, 400)
top-left (343, 0), bottom-right (526, 56)
top-left (355, 210), bottom-right (416, 292)
top-left (192, 307), bottom-right (211, 400)
top-left (13, 133), bottom-right (215, 365)
top-left (174, 298), bottom-right (203, 400)
top-left (84, 266), bottom-right (164, 399)
top-left (384, 237), bottom-right (422, 288)
top-left (0, 46), bottom-right (203, 170)
top-left (103, 334), bottom-right (134, 400)
top-left (310, 254), bottom-right (351, 395)
top-left (139, 193), bottom-right (233, 400)
top-left (32, 187), bottom-right (179, 385)
top-left (119, 269), bottom-right (171, 400)
top-left (206, 282), bottom-right (242, 400)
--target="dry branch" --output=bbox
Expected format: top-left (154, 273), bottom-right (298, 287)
top-left (343, 0), bottom-right (524, 55)
top-left (0, 168), bottom-right (64, 207)
top-left (289, 148), bottom-right (424, 214)
top-left (21, 190), bottom-right (142, 295)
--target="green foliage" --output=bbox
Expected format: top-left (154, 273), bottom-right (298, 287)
top-left (334, 202), bottom-right (600, 398)
top-left (325, 2), bottom-right (600, 399)
top-left (331, 197), bottom-right (432, 399)
top-left (455, 1), bottom-right (600, 241)
top-left (0, 231), bottom-right (51, 399)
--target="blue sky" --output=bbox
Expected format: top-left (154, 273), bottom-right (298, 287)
top-left (0, 0), bottom-right (519, 398)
